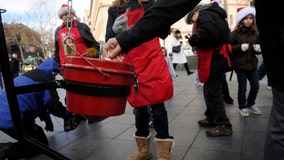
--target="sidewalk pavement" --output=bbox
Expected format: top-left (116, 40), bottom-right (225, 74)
top-left (0, 69), bottom-right (273, 160)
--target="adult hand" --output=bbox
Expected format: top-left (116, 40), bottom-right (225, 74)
top-left (241, 43), bottom-right (249, 52)
top-left (112, 15), bottom-right (128, 34)
top-left (103, 38), bottom-right (125, 62)
top-left (253, 44), bottom-right (261, 52)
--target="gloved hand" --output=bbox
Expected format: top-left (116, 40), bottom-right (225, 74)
top-left (112, 15), bottom-right (128, 34)
top-left (241, 43), bottom-right (249, 52)
top-left (84, 48), bottom-right (98, 58)
top-left (253, 44), bottom-right (261, 52)
top-left (44, 117), bottom-right (54, 132)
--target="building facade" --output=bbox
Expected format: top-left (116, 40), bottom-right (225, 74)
top-left (86, 0), bottom-right (254, 53)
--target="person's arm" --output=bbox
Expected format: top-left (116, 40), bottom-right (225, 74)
top-left (116, 0), bottom-right (201, 53)
top-left (53, 27), bottom-right (61, 66)
top-left (189, 15), bottom-right (219, 48)
top-left (229, 31), bottom-right (242, 54)
top-left (105, 7), bottom-right (118, 42)
top-left (78, 22), bottom-right (100, 53)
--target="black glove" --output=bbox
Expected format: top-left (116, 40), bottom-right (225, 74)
top-left (44, 117), bottom-right (54, 132)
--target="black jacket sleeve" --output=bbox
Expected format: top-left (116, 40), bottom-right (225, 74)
top-left (105, 7), bottom-right (117, 42)
top-left (77, 22), bottom-right (101, 53)
top-left (53, 26), bottom-right (61, 66)
top-left (115, 0), bottom-right (201, 53)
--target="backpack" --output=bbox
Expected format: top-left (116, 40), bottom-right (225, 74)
top-left (210, 44), bottom-right (238, 77)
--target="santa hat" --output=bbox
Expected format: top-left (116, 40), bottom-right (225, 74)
top-left (236, 7), bottom-right (256, 24)
top-left (210, 0), bottom-right (222, 3)
top-left (210, 0), bottom-right (224, 8)
top-left (58, 4), bottom-right (76, 19)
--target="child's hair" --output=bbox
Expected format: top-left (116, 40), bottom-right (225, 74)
top-left (233, 15), bottom-right (258, 33)
top-left (162, 46), bottom-right (167, 56)
top-left (173, 29), bottom-right (182, 39)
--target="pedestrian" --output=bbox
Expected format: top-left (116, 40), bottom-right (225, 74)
top-left (0, 59), bottom-right (84, 160)
top-left (162, 46), bottom-right (177, 80)
top-left (255, 1), bottom-right (284, 160)
top-left (105, 0), bottom-right (174, 159)
top-left (230, 6), bottom-right (262, 117)
top-left (257, 61), bottom-right (271, 89)
top-left (54, 4), bottom-right (100, 69)
top-left (186, 20), bottom-right (202, 86)
top-left (8, 53), bottom-right (19, 79)
top-left (54, 4), bottom-right (101, 123)
top-left (171, 29), bottom-right (194, 76)
top-left (184, 1), bottom-right (233, 136)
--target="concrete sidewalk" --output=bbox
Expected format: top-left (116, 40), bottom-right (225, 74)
top-left (0, 69), bottom-right (272, 160)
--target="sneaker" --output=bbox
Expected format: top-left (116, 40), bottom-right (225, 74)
top-left (249, 105), bottom-right (262, 115)
top-left (206, 125), bottom-right (232, 137)
top-left (0, 143), bottom-right (13, 159)
top-left (194, 82), bottom-right (204, 87)
top-left (64, 114), bottom-right (86, 132)
top-left (239, 108), bottom-right (249, 117)
top-left (198, 119), bottom-right (214, 127)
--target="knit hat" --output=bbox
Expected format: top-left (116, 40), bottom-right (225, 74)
top-left (184, 4), bottom-right (203, 24)
top-left (236, 7), bottom-right (256, 24)
top-left (58, 4), bottom-right (76, 19)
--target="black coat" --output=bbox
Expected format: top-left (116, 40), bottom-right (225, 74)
top-left (188, 2), bottom-right (230, 48)
top-left (255, 1), bottom-right (284, 91)
top-left (230, 27), bottom-right (260, 71)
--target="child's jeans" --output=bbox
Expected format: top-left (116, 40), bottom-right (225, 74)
top-left (133, 103), bottom-right (171, 139)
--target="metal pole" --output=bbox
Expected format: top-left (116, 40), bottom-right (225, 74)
top-left (0, 8), bottom-right (70, 160)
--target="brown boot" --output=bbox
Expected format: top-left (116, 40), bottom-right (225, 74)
top-left (127, 133), bottom-right (152, 160)
top-left (155, 138), bottom-right (174, 160)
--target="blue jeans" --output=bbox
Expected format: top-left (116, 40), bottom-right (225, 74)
top-left (235, 69), bottom-right (259, 109)
top-left (133, 103), bottom-right (171, 139)
top-left (258, 62), bottom-right (271, 86)
top-left (258, 62), bottom-right (267, 80)
top-left (147, 106), bottom-right (153, 122)
top-left (195, 72), bottom-right (200, 83)
top-left (264, 88), bottom-right (284, 160)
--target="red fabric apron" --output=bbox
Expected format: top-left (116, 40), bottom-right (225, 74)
top-left (57, 21), bottom-right (88, 66)
top-left (197, 48), bottom-right (213, 83)
top-left (122, 3), bottom-right (173, 107)
top-left (194, 23), bottom-right (213, 83)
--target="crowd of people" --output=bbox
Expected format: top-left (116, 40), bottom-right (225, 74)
top-left (103, 0), bottom-right (282, 159)
top-left (0, 0), bottom-right (281, 159)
